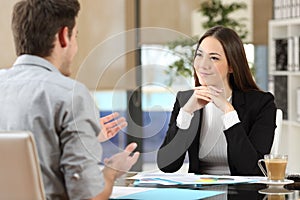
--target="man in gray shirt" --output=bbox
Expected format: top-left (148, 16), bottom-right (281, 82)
top-left (0, 0), bottom-right (139, 199)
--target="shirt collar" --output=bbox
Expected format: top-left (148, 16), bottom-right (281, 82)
top-left (13, 54), bottom-right (61, 74)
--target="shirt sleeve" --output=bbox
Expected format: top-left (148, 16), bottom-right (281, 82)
top-left (59, 82), bottom-right (104, 200)
top-left (176, 108), bottom-right (194, 129)
top-left (222, 110), bottom-right (241, 130)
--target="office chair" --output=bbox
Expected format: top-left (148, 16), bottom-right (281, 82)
top-left (0, 131), bottom-right (45, 200)
top-left (270, 109), bottom-right (283, 154)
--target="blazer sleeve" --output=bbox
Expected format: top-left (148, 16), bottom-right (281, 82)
top-left (225, 91), bottom-right (277, 176)
top-left (157, 90), bottom-right (194, 172)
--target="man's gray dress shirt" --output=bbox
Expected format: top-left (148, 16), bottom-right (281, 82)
top-left (0, 55), bottom-right (104, 199)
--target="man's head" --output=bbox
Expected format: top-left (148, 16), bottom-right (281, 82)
top-left (12, 0), bottom-right (80, 75)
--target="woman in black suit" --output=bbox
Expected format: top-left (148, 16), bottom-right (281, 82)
top-left (157, 26), bottom-right (277, 176)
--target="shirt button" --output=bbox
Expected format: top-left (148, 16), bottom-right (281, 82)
top-left (72, 173), bottom-right (80, 180)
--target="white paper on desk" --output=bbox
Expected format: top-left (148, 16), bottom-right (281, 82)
top-left (134, 177), bottom-right (179, 185)
top-left (128, 172), bottom-right (195, 185)
top-left (127, 172), bottom-right (194, 180)
top-left (165, 175), bottom-right (266, 185)
top-left (128, 173), bottom-right (266, 185)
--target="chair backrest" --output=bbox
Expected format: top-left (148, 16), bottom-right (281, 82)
top-left (0, 131), bottom-right (45, 200)
top-left (270, 109), bottom-right (283, 154)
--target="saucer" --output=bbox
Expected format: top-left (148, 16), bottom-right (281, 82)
top-left (257, 179), bottom-right (294, 186)
top-left (259, 187), bottom-right (294, 195)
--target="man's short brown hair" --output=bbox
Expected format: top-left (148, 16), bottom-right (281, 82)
top-left (12, 0), bottom-right (80, 57)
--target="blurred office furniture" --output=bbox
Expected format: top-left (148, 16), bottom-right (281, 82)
top-left (269, 17), bottom-right (300, 173)
top-left (0, 131), bottom-right (45, 200)
top-left (271, 109), bottom-right (283, 154)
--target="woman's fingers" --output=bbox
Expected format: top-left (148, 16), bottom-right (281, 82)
top-left (194, 93), bottom-right (211, 102)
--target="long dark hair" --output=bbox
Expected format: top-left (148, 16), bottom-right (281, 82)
top-left (194, 26), bottom-right (260, 91)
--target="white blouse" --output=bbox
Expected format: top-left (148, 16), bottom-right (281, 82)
top-left (176, 97), bottom-right (240, 175)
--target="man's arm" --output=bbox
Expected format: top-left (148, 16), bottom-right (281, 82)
top-left (91, 143), bottom-right (140, 200)
top-left (98, 112), bottom-right (128, 142)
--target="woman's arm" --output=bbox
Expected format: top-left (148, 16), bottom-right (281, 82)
top-left (225, 91), bottom-right (277, 175)
top-left (157, 91), bottom-right (192, 172)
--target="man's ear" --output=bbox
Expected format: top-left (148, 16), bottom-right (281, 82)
top-left (58, 27), bottom-right (69, 48)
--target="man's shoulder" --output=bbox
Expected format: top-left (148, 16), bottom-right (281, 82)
top-left (52, 74), bottom-right (86, 91)
top-left (0, 68), bottom-right (8, 75)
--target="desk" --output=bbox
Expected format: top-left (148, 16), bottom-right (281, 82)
top-left (197, 184), bottom-right (299, 200)
top-left (117, 178), bottom-right (300, 200)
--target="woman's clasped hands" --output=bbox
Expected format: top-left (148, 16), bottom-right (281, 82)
top-left (183, 85), bottom-right (234, 114)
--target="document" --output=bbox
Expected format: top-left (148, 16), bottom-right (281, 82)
top-left (128, 172), bottom-right (265, 186)
top-left (110, 186), bottom-right (224, 200)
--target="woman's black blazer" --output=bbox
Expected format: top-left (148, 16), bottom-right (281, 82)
top-left (157, 89), bottom-right (277, 176)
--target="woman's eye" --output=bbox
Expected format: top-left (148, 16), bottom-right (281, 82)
top-left (210, 56), bottom-right (219, 61)
top-left (196, 53), bottom-right (203, 57)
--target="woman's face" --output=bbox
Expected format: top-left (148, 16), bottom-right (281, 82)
top-left (194, 36), bottom-right (231, 87)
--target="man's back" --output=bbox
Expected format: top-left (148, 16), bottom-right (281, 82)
top-left (0, 55), bottom-right (104, 199)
